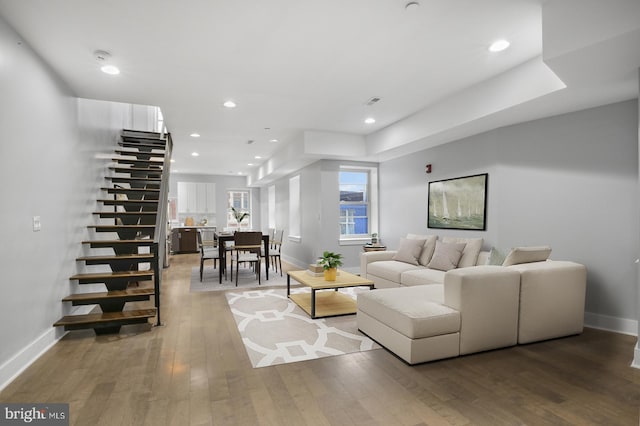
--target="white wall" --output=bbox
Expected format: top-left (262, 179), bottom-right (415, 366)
top-left (0, 16), bottom-right (155, 389)
top-left (380, 100), bottom-right (639, 331)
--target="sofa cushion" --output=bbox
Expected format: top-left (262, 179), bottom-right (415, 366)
top-left (428, 241), bottom-right (466, 271)
top-left (357, 286), bottom-right (460, 339)
top-left (502, 246), bottom-right (552, 266)
top-left (401, 268), bottom-right (446, 288)
top-left (486, 246), bottom-right (507, 265)
top-left (442, 237), bottom-right (483, 268)
top-left (407, 234), bottom-right (438, 266)
top-left (392, 238), bottom-right (426, 265)
top-left (367, 260), bottom-right (424, 283)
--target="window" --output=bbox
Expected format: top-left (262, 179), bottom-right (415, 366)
top-left (340, 169), bottom-right (370, 237)
top-left (289, 175), bottom-right (301, 241)
top-left (227, 190), bottom-right (250, 228)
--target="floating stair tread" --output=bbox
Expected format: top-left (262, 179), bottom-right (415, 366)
top-left (98, 199), bottom-right (158, 204)
top-left (120, 136), bottom-right (166, 143)
top-left (108, 169), bottom-right (163, 177)
top-left (109, 166), bottom-right (163, 172)
top-left (83, 239), bottom-right (156, 246)
top-left (122, 132), bottom-right (165, 140)
top-left (102, 187), bottom-right (161, 193)
top-left (113, 158), bottom-right (163, 165)
top-left (106, 176), bottom-right (161, 182)
top-left (70, 270), bottom-right (153, 281)
top-left (53, 309), bottom-right (156, 327)
top-left (119, 142), bottom-right (166, 150)
top-left (62, 288), bottom-right (154, 303)
top-left (114, 150), bottom-right (165, 157)
top-left (77, 254), bottom-right (154, 262)
top-left (88, 225), bottom-right (156, 229)
top-left (93, 211), bottom-right (157, 216)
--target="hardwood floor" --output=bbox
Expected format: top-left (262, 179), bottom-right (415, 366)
top-left (2, 253), bottom-right (639, 425)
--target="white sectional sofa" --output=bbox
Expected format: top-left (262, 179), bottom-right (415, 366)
top-left (357, 235), bottom-right (587, 364)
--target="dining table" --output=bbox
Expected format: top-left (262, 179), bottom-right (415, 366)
top-left (216, 232), bottom-right (270, 284)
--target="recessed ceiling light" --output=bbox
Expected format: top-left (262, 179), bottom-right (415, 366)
top-left (237, 172), bottom-right (243, 175)
top-left (190, 133), bottom-right (200, 138)
top-left (270, 139), bottom-right (279, 143)
top-left (489, 39), bottom-right (510, 52)
top-left (100, 65), bottom-right (120, 75)
top-left (254, 155), bottom-right (262, 159)
top-left (364, 117), bottom-right (376, 124)
top-left (223, 100), bottom-right (237, 108)
top-left (247, 163), bottom-right (254, 166)
top-left (170, 159), bottom-right (175, 163)
top-left (94, 50), bottom-right (120, 75)
top-left (191, 152), bottom-right (199, 157)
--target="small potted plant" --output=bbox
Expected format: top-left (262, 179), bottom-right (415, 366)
top-left (318, 251), bottom-right (343, 281)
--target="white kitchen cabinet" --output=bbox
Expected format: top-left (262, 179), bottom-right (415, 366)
top-left (177, 182), bottom-right (216, 214)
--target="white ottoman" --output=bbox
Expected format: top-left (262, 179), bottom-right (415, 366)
top-left (357, 285), bottom-right (461, 364)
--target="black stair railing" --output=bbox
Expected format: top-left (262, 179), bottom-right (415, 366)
top-left (151, 131), bottom-right (172, 327)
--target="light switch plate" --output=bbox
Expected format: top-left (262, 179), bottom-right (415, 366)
top-left (33, 216), bottom-right (41, 232)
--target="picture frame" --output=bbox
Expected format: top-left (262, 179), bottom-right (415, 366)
top-left (428, 173), bottom-right (487, 230)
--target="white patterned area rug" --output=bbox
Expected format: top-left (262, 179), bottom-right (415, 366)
top-left (225, 288), bottom-right (380, 368)
top-left (190, 266), bottom-right (288, 292)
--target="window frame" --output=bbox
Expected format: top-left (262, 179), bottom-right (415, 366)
top-left (339, 166), bottom-right (378, 245)
top-left (226, 189), bottom-right (251, 229)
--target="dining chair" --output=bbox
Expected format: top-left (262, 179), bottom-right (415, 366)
top-left (200, 228), bottom-right (217, 248)
top-left (198, 230), bottom-right (220, 281)
top-left (270, 228), bottom-right (284, 276)
top-left (231, 231), bottom-right (262, 285)
top-left (260, 228), bottom-right (275, 269)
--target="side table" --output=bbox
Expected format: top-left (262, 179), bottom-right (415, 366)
top-left (363, 244), bottom-right (386, 252)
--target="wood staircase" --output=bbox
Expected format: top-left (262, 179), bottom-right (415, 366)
top-left (54, 129), bottom-right (171, 334)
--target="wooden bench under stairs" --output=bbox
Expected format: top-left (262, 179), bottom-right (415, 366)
top-left (54, 130), bottom-right (171, 334)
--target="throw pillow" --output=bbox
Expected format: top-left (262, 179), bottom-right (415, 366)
top-left (392, 238), bottom-right (426, 265)
top-left (427, 241), bottom-right (466, 271)
top-left (486, 247), bottom-right (507, 265)
top-left (502, 246), bottom-right (552, 266)
top-left (442, 237), bottom-right (483, 268)
top-left (407, 234), bottom-right (438, 266)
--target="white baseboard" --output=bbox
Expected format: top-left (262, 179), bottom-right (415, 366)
top-left (0, 327), bottom-right (67, 392)
top-left (584, 311), bottom-right (637, 336)
top-left (280, 255), bottom-right (308, 270)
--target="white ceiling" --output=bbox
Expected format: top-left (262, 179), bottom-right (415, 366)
top-left (0, 0), bottom-right (638, 185)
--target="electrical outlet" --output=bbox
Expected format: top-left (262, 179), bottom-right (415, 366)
top-left (33, 216), bottom-right (41, 232)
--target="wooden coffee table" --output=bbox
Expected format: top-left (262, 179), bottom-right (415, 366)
top-left (287, 270), bottom-right (375, 319)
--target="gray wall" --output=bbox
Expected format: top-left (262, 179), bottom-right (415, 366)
top-left (0, 16), bottom-right (146, 388)
top-left (380, 100), bottom-right (639, 329)
top-left (260, 160), bottom-right (378, 270)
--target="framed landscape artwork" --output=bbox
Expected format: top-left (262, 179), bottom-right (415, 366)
top-left (428, 173), bottom-right (487, 230)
